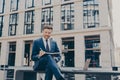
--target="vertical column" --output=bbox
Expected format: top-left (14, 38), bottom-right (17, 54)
top-left (75, 34), bottom-right (85, 67)
top-left (0, 41), bottom-right (9, 80)
top-left (100, 31), bottom-right (111, 67)
top-left (99, 0), bottom-right (109, 27)
top-left (19, 0), bottom-right (25, 10)
top-left (35, 0), bottom-right (42, 7)
top-left (0, 71), bottom-right (6, 80)
top-left (75, 34), bottom-right (85, 80)
top-left (34, 10), bottom-right (42, 34)
top-left (2, 0), bottom-right (11, 37)
top-left (2, 16), bottom-right (9, 37)
top-left (34, 0), bottom-right (42, 34)
top-left (53, 0), bottom-right (61, 32)
top-left (15, 40), bottom-right (24, 66)
top-left (114, 49), bottom-right (120, 66)
top-left (4, 0), bottom-right (10, 13)
top-left (16, 0), bottom-right (25, 35)
top-left (17, 12), bottom-right (24, 35)
top-left (74, 1), bottom-right (83, 30)
top-left (0, 41), bottom-right (9, 64)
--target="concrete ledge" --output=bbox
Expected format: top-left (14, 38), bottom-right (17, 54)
top-left (15, 67), bottom-right (120, 75)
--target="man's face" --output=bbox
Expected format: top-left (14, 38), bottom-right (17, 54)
top-left (42, 29), bottom-right (52, 39)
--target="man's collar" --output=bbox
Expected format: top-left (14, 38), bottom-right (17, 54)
top-left (42, 37), bottom-right (51, 41)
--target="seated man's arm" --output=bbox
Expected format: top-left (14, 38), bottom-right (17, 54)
top-left (31, 40), bottom-right (40, 61)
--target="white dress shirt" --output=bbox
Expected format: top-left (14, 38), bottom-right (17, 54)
top-left (42, 37), bottom-right (51, 51)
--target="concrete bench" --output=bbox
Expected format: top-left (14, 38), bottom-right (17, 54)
top-left (1, 65), bottom-right (120, 80)
top-left (15, 67), bottom-right (120, 80)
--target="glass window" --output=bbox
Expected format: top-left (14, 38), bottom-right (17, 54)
top-left (83, 0), bottom-right (99, 29)
top-left (0, 16), bottom-right (3, 37)
top-left (6, 69), bottom-right (14, 80)
top-left (9, 13), bottom-right (18, 36)
top-left (7, 42), bottom-right (16, 80)
top-left (24, 41), bottom-right (33, 66)
top-left (10, 0), bottom-right (19, 11)
top-left (62, 37), bottom-right (75, 80)
top-left (25, 0), bottom-right (34, 9)
top-left (41, 7), bottom-right (53, 31)
top-left (84, 35), bottom-right (100, 67)
top-left (8, 42), bottom-right (16, 66)
top-left (0, 0), bottom-right (5, 13)
top-left (62, 37), bottom-right (74, 67)
top-left (42, 0), bottom-right (51, 5)
top-left (24, 10), bottom-right (34, 34)
top-left (61, 3), bottom-right (74, 30)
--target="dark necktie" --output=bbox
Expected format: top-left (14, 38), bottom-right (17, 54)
top-left (46, 39), bottom-right (49, 52)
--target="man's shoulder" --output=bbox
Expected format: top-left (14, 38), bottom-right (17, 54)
top-left (50, 38), bottom-right (56, 43)
top-left (34, 38), bottom-right (42, 42)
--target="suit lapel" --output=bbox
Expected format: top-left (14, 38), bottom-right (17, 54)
top-left (39, 38), bottom-right (46, 51)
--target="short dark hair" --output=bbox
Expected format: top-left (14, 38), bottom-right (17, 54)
top-left (43, 25), bottom-right (53, 30)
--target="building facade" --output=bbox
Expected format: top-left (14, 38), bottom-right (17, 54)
top-left (0, 0), bottom-right (115, 80)
top-left (112, 0), bottom-right (120, 68)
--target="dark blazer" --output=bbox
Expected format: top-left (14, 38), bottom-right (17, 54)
top-left (31, 38), bottom-right (61, 70)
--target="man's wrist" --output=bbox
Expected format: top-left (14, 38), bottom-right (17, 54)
top-left (37, 55), bottom-right (40, 59)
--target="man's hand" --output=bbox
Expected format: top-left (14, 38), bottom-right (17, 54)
top-left (39, 50), bottom-right (45, 57)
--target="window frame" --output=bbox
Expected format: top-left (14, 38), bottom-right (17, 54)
top-left (84, 35), bottom-right (101, 68)
top-left (62, 37), bottom-right (75, 67)
top-left (9, 13), bottom-right (18, 36)
top-left (8, 42), bottom-right (16, 66)
top-left (83, 0), bottom-right (99, 29)
top-left (41, 7), bottom-right (53, 31)
top-left (0, 16), bottom-right (3, 37)
top-left (61, 3), bottom-right (74, 30)
top-left (24, 10), bottom-right (34, 34)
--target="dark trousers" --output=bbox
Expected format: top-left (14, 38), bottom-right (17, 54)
top-left (38, 55), bottom-right (64, 80)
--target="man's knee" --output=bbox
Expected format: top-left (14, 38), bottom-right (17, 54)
top-left (46, 55), bottom-right (52, 59)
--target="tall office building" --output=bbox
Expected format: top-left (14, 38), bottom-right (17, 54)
top-left (0, 0), bottom-right (118, 80)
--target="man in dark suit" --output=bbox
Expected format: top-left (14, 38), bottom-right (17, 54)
top-left (31, 25), bottom-right (64, 80)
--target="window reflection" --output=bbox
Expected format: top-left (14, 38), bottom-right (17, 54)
top-left (41, 7), bottom-right (53, 31)
top-left (9, 13), bottom-right (18, 36)
top-left (83, 0), bottom-right (99, 28)
top-left (24, 10), bottom-right (34, 34)
top-left (61, 4), bottom-right (74, 30)
top-left (24, 41), bottom-right (33, 66)
top-left (8, 42), bottom-right (16, 66)
top-left (85, 35), bottom-right (100, 67)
